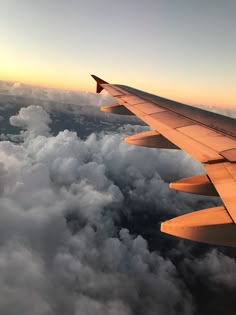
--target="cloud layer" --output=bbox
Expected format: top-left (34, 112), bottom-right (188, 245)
top-left (1, 79), bottom-right (236, 118)
top-left (0, 82), bottom-right (235, 315)
top-left (0, 105), bottom-right (197, 315)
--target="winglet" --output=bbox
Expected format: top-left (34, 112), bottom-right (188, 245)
top-left (91, 75), bottom-right (108, 93)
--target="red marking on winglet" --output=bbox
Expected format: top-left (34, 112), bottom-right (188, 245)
top-left (91, 75), bottom-right (108, 93)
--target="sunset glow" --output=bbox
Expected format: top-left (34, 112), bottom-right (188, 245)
top-left (0, 0), bottom-right (235, 108)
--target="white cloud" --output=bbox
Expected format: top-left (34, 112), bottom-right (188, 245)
top-left (1, 79), bottom-right (235, 118)
top-left (0, 104), bottom-right (200, 314)
top-left (10, 105), bottom-right (52, 137)
top-left (0, 79), bottom-right (115, 108)
top-left (0, 86), bottom-right (233, 314)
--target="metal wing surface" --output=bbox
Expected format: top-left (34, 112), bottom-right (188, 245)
top-left (92, 75), bottom-right (236, 246)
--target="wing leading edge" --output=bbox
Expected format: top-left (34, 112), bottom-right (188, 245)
top-left (92, 74), bottom-right (236, 246)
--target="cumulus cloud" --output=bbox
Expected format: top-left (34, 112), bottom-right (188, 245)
top-left (0, 83), bottom-right (235, 314)
top-left (0, 79), bottom-right (114, 108)
top-left (0, 103), bottom-right (200, 314)
top-left (184, 249), bottom-right (236, 289)
top-left (0, 104), bottom-right (198, 315)
top-left (10, 105), bottom-right (52, 137)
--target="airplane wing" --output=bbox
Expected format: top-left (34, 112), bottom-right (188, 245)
top-left (92, 75), bottom-right (236, 246)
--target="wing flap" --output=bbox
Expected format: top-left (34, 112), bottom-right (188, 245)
top-left (161, 206), bottom-right (236, 246)
top-left (133, 102), bottom-right (166, 114)
top-left (144, 119), bottom-right (225, 163)
top-left (151, 111), bottom-right (194, 128)
top-left (102, 85), bottom-right (126, 97)
top-left (119, 95), bottom-right (146, 104)
top-left (178, 125), bottom-right (236, 153)
top-left (221, 148), bottom-right (236, 162)
top-left (205, 162), bottom-right (236, 222)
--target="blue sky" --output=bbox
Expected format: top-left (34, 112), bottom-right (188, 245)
top-left (0, 0), bottom-right (236, 107)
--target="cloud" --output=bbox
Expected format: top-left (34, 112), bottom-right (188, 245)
top-left (1, 79), bottom-right (235, 118)
top-left (0, 240), bottom-right (51, 315)
top-left (0, 103), bottom-right (202, 314)
top-left (10, 105), bottom-right (52, 137)
top-left (182, 249), bottom-right (236, 290)
top-left (0, 104), bottom-right (198, 315)
top-left (0, 83), bottom-right (235, 314)
top-left (0, 79), bottom-right (114, 108)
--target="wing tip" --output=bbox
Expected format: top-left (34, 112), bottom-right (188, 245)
top-left (91, 74), bottom-right (108, 93)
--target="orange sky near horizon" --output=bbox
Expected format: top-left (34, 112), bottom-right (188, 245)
top-left (1, 66), bottom-right (235, 109)
top-left (0, 1), bottom-right (236, 109)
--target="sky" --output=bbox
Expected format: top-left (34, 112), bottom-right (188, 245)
top-left (0, 0), bottom-right (236, 107)
top-left (0, 3), bottom-right (236, 313)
